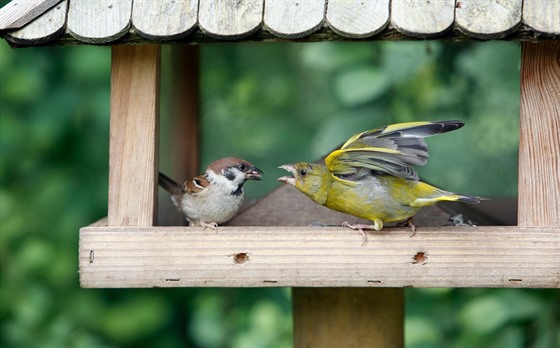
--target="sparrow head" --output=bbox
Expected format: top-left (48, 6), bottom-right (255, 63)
top-left (277, 162), bottom-right (327, 196)
top-left (206, 157), bottom-right (263, 195)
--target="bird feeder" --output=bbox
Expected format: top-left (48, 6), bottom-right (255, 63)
top-left (1, 0), bottom-right (558, 345)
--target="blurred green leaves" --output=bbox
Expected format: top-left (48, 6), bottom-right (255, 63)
top-left (334, 66), bottom-right (390, 106)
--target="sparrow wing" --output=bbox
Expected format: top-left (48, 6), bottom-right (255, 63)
top-left (325, 120), bottom-right (464, 181)
top-left (184, 175), bottom-right (210, 195)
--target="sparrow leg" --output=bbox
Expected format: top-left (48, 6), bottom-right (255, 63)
top-left (342, 219), bottom-right (383, 245)
top-left (200, 221), bottom-right (218, 232)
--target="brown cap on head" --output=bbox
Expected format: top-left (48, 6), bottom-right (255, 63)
top-left (206, 157), bottom-right (263, 180)
top-left (207, 157), bottom-right (249, 172)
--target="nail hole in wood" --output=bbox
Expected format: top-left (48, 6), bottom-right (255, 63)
top-left (233, 252), bottom-right (250, 264)
top-left (413, 251), bottom-right (428, 264)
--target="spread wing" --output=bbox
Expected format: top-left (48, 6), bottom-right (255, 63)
top-left (324, 120), bottom-right (464, 181)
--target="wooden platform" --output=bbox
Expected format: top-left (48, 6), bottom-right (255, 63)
top-left (79, 224), bottom-right (559, 288)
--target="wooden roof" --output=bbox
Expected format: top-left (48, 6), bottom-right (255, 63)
top-left (0, 0), bottom-right (558, 47)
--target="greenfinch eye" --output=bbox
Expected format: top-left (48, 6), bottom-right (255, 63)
top-left (299, 169), bottom-right (307, 176)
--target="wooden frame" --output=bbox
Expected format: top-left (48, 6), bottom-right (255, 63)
top-left (77, 41), bottom-right (559, 346)
top-left (85, 41), bottom-right (560, 290)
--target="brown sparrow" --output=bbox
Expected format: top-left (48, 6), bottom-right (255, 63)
top-left (159, 157), bottom-right (263, 229)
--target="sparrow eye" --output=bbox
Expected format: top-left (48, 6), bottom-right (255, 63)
top-left (299, 169), bottom-right (307, 176)
top-left (238, 163), bottom-right (246, 171)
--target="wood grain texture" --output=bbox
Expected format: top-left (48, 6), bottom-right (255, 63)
top-left (4, 22), bottom-right (559, 47)
top-left (519, 41), bottom-right (560, 227)
top-left (264, 0), bottom-right (326, 38)
top-left (523, 0), bottom-right (560, 34)
top-left (79, 225), bottom-right (560, 288)
top-left (199, 0), bottom-right (263, 39)
top-left (132, 0), bottom-right (198, 40)
top-left (455, 0), bottom-right (522, 39)
top-left (326, 0), bottom-right (390, 38)
top-left (293, 288), bottom-right (404, 347)
top-left (67, 0), bottom-right (131, 43)
top-left (0, 0), bottom-right (60, 30)
top-left (5, 0), bottom-right (66, 45)
top-left (391, 0), bottom-right (455, 37)
top-left (109, 45), bottom-right (160, 227)
top-left (158, 46), bottom-right (200, 226)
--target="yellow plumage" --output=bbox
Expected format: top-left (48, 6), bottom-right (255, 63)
top-left (278, 120), bottom-right (480, 237)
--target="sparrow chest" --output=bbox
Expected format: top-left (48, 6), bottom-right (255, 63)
top-left (326, 176), bottom-right (419, 222)
top-left (181, 185), bottom-right (244, 225)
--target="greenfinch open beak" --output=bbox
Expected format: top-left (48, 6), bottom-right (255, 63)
top-left (245, 167), bottom-right (263, 180)
top-left (277, 164), bottom-right (296, 185)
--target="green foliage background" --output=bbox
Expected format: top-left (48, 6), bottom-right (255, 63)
top-left (1, 37), bottom-right (558, 348)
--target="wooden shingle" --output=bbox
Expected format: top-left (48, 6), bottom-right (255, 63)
top-left (1, 0), bottom-right (558, 46)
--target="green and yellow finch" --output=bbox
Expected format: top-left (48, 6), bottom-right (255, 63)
top-left (278, 120), bottom-right (480, 241)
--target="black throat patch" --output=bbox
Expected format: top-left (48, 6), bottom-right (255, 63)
top-left (231, 184), bottom-right (243, 196)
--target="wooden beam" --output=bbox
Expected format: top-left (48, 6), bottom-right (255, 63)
top-left (170, 45), bottom-right (200, 181)
top-left (108, 45), bottom-right (160, 227)
top-left (79, 225), bottom-right (560, 288)
top-left (519, 41), bottom-right (560, 227)
top-left (158, 46), bottom-right (200, 226)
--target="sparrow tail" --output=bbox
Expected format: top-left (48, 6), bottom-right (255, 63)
top-left (158, 172), bottom-right (184, 197)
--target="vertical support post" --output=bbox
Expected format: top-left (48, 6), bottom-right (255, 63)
top-left (293, 288), bottom-right (404, 347)
top-left (158, 45), bottom-right (200, 226)
top-left (519, 41), bottom-right (560, 227)
top-left (108, 45), bottom-right (161, 226)
top-left (170, 45), bottom-right (200, 180)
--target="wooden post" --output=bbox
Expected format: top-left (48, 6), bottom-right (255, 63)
top-left (293, 288), bottom-right (403, 347)
top-left (519, 41), bottom-right (560, 227)
top-left (170, 45), bottom-right (200, 181)
top-left (108, 45), bottom-right (161, 226)
top-left (158, 45), bottom-right (200, 226)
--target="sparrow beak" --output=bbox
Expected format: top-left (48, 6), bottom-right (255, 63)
top-left (245, 167), bottom-right (263, 180)
top-left (277, 164), bottom-right (296, 185)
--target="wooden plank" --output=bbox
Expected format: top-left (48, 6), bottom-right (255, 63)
top-left (158, 46), bottom-right (200, 226)
top-left (79, 226), bottom-right (560, 288)
top-left (169, 46), bottom-right (200, 181)
top-left (455, 0), bottom-right (522, 39)
top-left (326, 0), bottom-right (389, 38)
top-left (199, 0), bottom-right (262, 39)
top-left (108, 45), bottom-right (160, 227)
top-left (293, 288), bottom-right (403, 347)
top-left (523, 0), bottom-right (560, 34)
top-left (132, 0), bottom-right (198, 40)
top-left (519, 41), bottom-right (560, 227)
top-left (0, 0), bottom-right (61, 30)
top-left (67, 0), bottom-right (131, 43)
top-left (5, 0), bottom-right (66, 45)
top-left (391, 0), bottom-right (455, 37)
top-left (264, 0), bottom-right (326, 39)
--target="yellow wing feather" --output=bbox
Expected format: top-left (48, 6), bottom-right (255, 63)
top-left (325, 120), bottom-right (464, 180)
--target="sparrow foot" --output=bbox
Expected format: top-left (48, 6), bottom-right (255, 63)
top-left (200, 221), bottom-right (218, 232)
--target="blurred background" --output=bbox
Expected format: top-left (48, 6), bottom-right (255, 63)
top-left (1, 35), bottom-right (558, 347)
